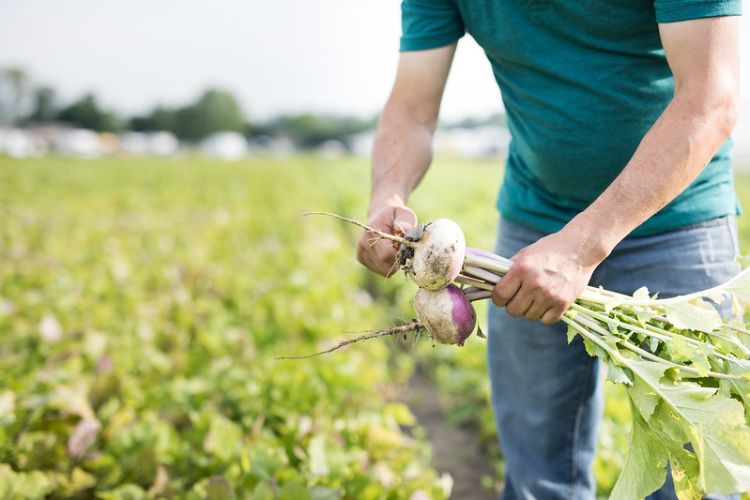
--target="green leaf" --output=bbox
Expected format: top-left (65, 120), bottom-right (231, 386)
top-left (0, 465), bottom-right (56, 498)
top-left (649, 407), bottom-right (702, 500)
top-left (0, 391), bottom-right (15, 426)
top-left (606, 360), bottom-right (633, 386)
top-left (206, 476), bottom-right (236, 500)
top-left (279, 481), bottom-right (311, 500)
top-left (663, 337), bottom-right (710, 377)
top-left (307, 435), bottom-right (328, 477)
top-left (203, 414), bottom-right (243, 461)
top-left (629, 373), bottom-right (660, 421)
top-left (582, 337), bottom-right (607, 359)
top-left (96, 484), bottom-right (147, 500)
top-left (626, 360), bottom-right (750, 494)
top-left (721, 267), bottom-right (750, 307)
top-left (664, 299), bottom-right (722, 333)
top-left (566, 323), bottom-right (577, 344)
top-left (251, 482), bottom-right (276, 500)
top-left (309, 486), bottom-right (343, 500)
top-left (610, 404), bottom-right (668, 500)
top-left (633, 286), bottom-right (651, 301)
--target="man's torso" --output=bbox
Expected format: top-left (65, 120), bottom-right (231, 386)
top-left (402, 0), bottom-right (739, 235)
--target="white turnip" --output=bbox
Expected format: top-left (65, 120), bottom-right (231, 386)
top-left (399, 219), bottom-right (466, 291)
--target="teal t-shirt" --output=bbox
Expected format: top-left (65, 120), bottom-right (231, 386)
top-left (400, 0), bottom-right (743, 236)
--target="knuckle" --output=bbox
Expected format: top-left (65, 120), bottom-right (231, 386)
top-left (494, 294), bottom-right (510, 307)
top-left (546, 309), bottom-right (565, 324)
top-left (548, 293), bottom-right (566, 307)
top-left (513, 262), bottom-right (530, 274)
top-left (527, 280), bottom-right (543, 292)
top-left (492, 287), bottom-right (507, 305)
top-left (541, 316), bottom-right (556, 325)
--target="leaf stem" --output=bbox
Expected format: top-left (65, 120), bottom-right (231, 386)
top-left (572, 312), bottom-right (742, 381)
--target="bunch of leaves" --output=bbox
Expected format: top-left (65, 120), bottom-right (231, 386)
top-left (461, 238), bottom-right (750, 499)
top-left (562, 272), bottom-right (750, 499)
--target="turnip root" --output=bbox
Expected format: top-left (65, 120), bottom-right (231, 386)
top-left (413, 284), bottom-right (476, 346)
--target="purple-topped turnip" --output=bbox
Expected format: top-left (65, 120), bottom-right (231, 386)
top-left (413, 284), bottom-right (476, 346)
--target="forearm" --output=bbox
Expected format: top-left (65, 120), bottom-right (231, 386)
top-left (369, 103), bottom-right (435, 214)
top-left (568, 86), bottom-right (738, 264)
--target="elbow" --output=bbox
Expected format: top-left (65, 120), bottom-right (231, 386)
top-left (706, 84), bottom-right (739, 140)
top-left (708, 80), bottom-right (740, 139)
top-left (717, 89), bottom-right (740, 139)
top-left (676, 78), bottom-right (740, 140)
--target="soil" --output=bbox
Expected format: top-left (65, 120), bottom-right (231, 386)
top-left (399, 369), bottom-right (499, 500)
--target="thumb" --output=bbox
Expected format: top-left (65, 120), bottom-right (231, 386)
top-left (393, 207), bottom-right (417, 234)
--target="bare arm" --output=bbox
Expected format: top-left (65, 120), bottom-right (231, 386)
top-left (357, 44), bottom-right (456, 276)
top-left (493, 16), bottom-right (741, 324)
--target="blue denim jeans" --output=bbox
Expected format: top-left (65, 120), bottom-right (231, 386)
top-left (487, 216), bottom-right (741, 500)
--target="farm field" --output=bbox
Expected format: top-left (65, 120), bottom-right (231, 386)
top-left (1, 155), bottom-right (750, 499)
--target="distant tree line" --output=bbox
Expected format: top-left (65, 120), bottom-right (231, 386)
top-left (0, 67), bottom-right (378, 147)
top-left (0, 67), bottom-right (504, 148)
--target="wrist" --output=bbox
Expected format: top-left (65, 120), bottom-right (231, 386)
top-left (368, 191), bottom-right (408, 217)
top-left (563, 214), bottom-right (622, 267)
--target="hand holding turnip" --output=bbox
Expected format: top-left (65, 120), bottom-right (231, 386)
top-left (492, 227), bottom-right (603, 324)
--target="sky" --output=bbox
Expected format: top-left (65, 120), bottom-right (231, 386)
top-left (0, 0), bottom-right (748, 142)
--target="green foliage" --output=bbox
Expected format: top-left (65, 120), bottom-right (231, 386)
top-left (0, 156), bottom-right (450, 497)
top-left (267, 114), bottom-right (375, 148)
top-left (128, 89), bottom-right (247, 141)
top-left (24, 86), bottom-right (58, 124)
top-left (0, 67), bottom-right (31, 124)
top-left (57, 94), bottom-right (123, 132)
top-left (172, 89), bottom-right (246, 141)
top-left (128, 106), bottom-right (177, 134)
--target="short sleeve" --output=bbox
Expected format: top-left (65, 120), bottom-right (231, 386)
top-left (400, 0), bottom-right (465, 52)
top-left (654, 0), bottom-right (742, 23)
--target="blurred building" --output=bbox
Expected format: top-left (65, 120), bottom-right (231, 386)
top-left (53, 129), bottom-right (102, 157)
top-left (200, 131), bottom-right (248, 161)
top-left (120, 131), bottom-right (179, 157)
top-left (0, 128), bottom-right (46, 158)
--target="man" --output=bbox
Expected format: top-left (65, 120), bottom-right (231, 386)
top-left (356, 0), bottom-right (743, 499)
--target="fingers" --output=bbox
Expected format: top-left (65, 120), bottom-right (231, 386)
top-left (492, 264), bottom-right (570, 323)
top-left (523, 302), bottom-right (548, 322)
top-left (356, 205), bottom-right (418, 277)
top-left (541, 308), bottom-right (565, 325)
top-left (492, 271), bottom-right (521, 307)
top-left (356, 237), bottom-right (397, 277)
top-left (505, 290), bottom-right (534, 318)
top-left (392, 206), bottom-right (417, 235)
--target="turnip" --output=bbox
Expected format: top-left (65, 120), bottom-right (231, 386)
top-left (398, 219), bottom-right (466, 290)
top-left (413, 284), bottom-right (476, 346)
top-left (304, 212), bottom-right (465, 290)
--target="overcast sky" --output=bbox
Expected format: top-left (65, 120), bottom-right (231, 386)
top-left (1, 0), bottom-right (748, 141)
